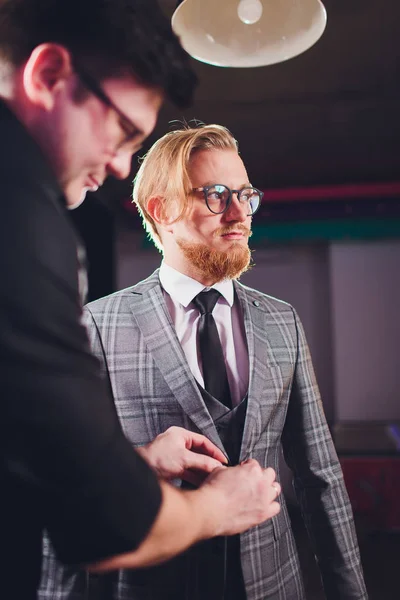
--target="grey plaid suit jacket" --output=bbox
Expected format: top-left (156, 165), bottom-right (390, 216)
top-left (39, 269), bottom-right (368, 600)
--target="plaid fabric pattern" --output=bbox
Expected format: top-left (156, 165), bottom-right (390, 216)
top-left (38, 269), bottom-right (368, 600)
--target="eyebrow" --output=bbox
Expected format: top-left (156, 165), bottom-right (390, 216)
top-left (198, 182), bottom-right (253, 188)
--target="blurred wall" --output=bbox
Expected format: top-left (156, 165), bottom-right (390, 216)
top-left (330, 240), bottom-right (400, 421)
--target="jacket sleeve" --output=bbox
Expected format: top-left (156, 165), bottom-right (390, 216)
top-left (281, 308), bottom-right (368, 600)
top-left (1, 182), bottom-right (162, 565)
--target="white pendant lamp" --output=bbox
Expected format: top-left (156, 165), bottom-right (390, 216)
top-left (171, 0), bottom-right (327, 68)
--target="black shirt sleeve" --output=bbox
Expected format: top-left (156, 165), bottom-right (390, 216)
top-left (0, 178), bottom-right (162, 566)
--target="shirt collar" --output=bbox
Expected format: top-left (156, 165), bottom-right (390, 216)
top-left (159, 261), bottom-right (234, 308)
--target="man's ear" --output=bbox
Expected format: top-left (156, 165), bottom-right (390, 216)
top-left (147, 196), bottom-right (177, 233)
top-left (23, 43), bottom-right (73, 111)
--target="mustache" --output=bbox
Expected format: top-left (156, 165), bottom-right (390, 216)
top-left (214, 224), bottom-right (252, 238)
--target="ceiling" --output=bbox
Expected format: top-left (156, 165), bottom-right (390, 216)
top-left (155, 0), bottom-right (400, 189)
top-left (98, 0), bottom-right (400, 229)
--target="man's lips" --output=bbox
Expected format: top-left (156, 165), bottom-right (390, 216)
top-left (214, 225), bottom-right (251, 240)
top-left (86, 176), bottom-right (101, 191)
top-left (221, 231), bottom-right (246, 239)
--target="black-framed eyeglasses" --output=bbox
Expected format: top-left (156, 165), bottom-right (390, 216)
top-left (73, 63), bottom-right (143, 153)
top-left (193, 184), bottom-right (263, 216)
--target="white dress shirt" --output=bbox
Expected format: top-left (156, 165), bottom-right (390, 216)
top-left (159, 262), bottom-right (249, 406)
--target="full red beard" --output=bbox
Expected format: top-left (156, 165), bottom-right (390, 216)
top-left (177, 226), bottom-right (253, 282)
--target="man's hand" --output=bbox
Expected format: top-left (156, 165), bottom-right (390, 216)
top-left (137, 426), bottom-right (228, 484)
top-left (197, 460), bottom-right (281, 537)
top-left (88, 459), bottom-right (281, 573)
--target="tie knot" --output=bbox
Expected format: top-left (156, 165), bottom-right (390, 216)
top-left (193, 289), bottom-right (221, 315)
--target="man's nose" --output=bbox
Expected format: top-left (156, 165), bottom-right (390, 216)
top-left (106, 151), bottom-right (132, 180)
top-left (224, 193), bottom-right (249, 222)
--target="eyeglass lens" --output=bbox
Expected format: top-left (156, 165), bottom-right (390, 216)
top-left (205, 185), bottom-right (261, 215)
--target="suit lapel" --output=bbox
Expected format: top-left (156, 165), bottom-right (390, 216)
top-left (128, 273), bottom-right (225, 453)
top-left (234, 283), bottom-right (278, 461)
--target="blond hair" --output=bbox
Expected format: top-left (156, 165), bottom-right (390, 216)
top-left (132, 124), bottom-right (238, 251)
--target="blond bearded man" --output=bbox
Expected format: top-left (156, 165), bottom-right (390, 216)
top-left (41, 125), bottom-right (367, 600)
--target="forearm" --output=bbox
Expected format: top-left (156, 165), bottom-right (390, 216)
top-left (87, 481), bottom-right (217, 572)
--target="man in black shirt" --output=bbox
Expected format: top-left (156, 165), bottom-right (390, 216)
top-left (0, 1), bottom-right (281, 598)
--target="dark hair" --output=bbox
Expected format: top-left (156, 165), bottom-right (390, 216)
top-left (0, 0), bottom-right (197, 108)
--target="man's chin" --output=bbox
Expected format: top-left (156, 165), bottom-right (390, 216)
top-left (177, 239), bottom-right (253, 282)
top-left (65, 188), bottom-right (89, 211)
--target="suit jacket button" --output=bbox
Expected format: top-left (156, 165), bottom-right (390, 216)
top-left (253, 300), bottom-right (260, 307)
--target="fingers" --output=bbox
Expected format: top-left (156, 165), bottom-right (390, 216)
top-left (241, 462), bottom-right (279, 490)
top-left (201, 460), bottom-right (283, 536)
top-left (267, 501), bottom-right (281, 519)
top-left (263, 466), bottom-right (277, 484)
top-left (157, 427), bottom-right (228, 464)
top-left (235, 460), bottom-right (282, 507)
top-left (272, 482), bottom-right (281, 498)
top-left (263, 469), bottom-right (281, 502)
top-left (260, 466), bottom-right (281, 501)
top-left (185, 430), bottom-right (228, 464)
top-left (183, 450), bottom-right (226, 474)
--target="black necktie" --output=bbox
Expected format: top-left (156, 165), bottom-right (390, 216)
top-left (193, 289), bottom-right (231, 408)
